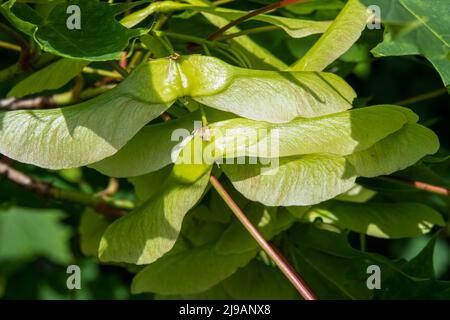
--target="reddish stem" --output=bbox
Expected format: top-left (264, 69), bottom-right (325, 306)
top-left (379, 175), bottom-right (449, 197)
top-left (208, 0), bottom-right (307, 41)
top-left (209, 175), bottom-right (318, 300)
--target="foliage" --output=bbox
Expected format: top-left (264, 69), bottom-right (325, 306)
top-left (0, 0), bottom-right (449, 300)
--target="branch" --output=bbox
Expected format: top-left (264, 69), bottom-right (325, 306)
top-left (0, 96), bottom-right (56, 110)
top-left (379, 175), bottom-right (449, 197)
top-left (0, 161), bottom-right (133, 217)
top-left (209, 175), bottom-right (318, 300)
top-left (0, 84), bottom-right (116, 110)
top-left (0, 40), bottom-right (21, 52)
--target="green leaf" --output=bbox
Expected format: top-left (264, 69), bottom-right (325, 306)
top-left (181, 206), bottom-right (226, 247)
top-left (128, 166), bottom-right (174, 204)
top-left (221, 260), bottom-right (299, 300)
top-left (0, 1), bottom-right (41, 36)
top-left (99, 147), bottom-right (212, 264)
top-left (194, 6), bottom-right (332, 39)
top-left (91, 114), bottom-right (198, 178)
top-left (208, 179), bottom-right (243, 225)
top-left (91, 108), bottom-right (232, 178)
top-left (131, 243), bottom-right (256, 295)
top-left (334, 184), bottom-right (376, 203)
top-left (401, 236), bottom-right (437, 278)
top-left (8, 59), bottom-right (89, 98)
top-left (209, 105), bottom-right (412, 158)
top-left (220, 107), bottom-right (435, 207)
top-left (78, 208), bottom-right (111, 257)
top-left (347, 123), bottom-right (440, 177)
top-left (0, 206), bottom-right (72, 265)
top-left (124, 1), bottom-right (331, 39)
top-left (195, 66), bottom-right (355, 122)
top-left (289, 0), bottom-right (370, 71)
top-left (216, 204), bottom-right (294, 254)
top-left (93, 105), bottom-right (410, 178)
top-left (288, 223), bottom-right (376, 299)
top-left (289, 224), bottom-right (450, 299)
top-left (286, 0), bottom-right (344, 15)
top-left (140, 34), bottom-right (171, 58)
top-left (1, 0), bottom-right (143, 61)
top-left (35, 0), bottom-right (142, 60)
top-left (0, 60), bottom-right (176, 169)
top-left (400, 0), bottom-right (450, 47)
top-left (223, 154), bottom-right (356, 206)
top-left (304, 201), bottom-right (445, 238)
top-left (1, 55), bottom-right (356, 170)
top-left (155, 284), bottom-right (233, 300)
top-left (194, 202), bottom-right (231, 224)
top-left (185, 0), bottom-right (287, 70)
top-left (360, 0), bottom-right (411, 24)
top-left (369, 0), bottom-right (450, 87)
top-left (375, 236), bottom-right (450, 299)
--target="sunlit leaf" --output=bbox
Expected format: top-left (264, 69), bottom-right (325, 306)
top-left (0, 60), bottom-right (177, 169)
top-left (223, 154), bottom-right (357, 206)
top-left (348, 124), bottom-right (440, 177)
top-left (289, 0), bottom-right (370, 71)
top-left (99, 142), bottom-right (212, 265)
top-left (304, 201), bottom-right (445, 238)
top-left (93, 105), bottom-right (410, 178)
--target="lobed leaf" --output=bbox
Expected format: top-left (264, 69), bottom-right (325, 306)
top-left (288, 223), bottom-right (450, 299)
top-left (400, 0), bottom-right (450, 47)
top-left (0, 206), bottom-right (72, 265)
top-left (375, 236), bottom-right (450, 299)
top-left (367, 0), bottom-right (450, 87)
